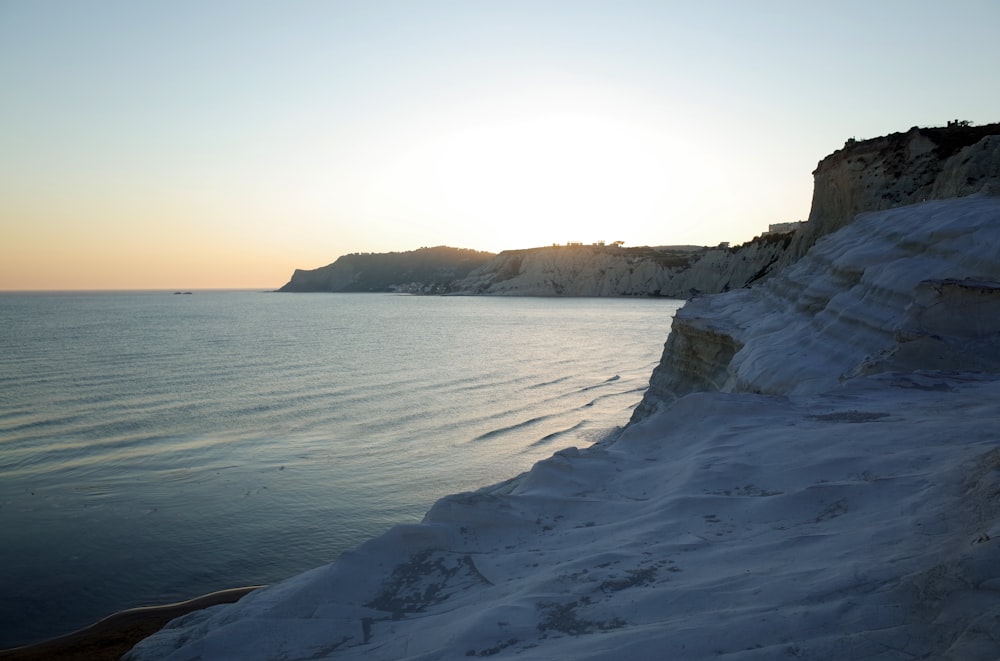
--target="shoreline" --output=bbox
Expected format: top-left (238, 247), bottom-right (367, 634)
top-left (0, 586), bottom-right (262, 661)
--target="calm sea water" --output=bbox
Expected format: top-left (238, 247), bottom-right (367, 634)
top-left (0, 291), bottom-right (680, 648)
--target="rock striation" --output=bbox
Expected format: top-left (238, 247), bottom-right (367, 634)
top-left (627, 122), bottom-right (1000, 419)
top-left (778, 122), bottom-right (1000, 270)
top-left (452, 235), bottom-right (793, 297)
top-left (632, 194), bottom-right (1000, 420)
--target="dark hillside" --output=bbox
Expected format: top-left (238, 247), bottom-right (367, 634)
top-left (278, 246), bottom-right (494, 293)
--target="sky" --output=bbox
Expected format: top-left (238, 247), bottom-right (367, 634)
top-left (1, 1), bottom-right (998, 290)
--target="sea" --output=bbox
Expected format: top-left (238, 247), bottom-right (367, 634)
top-left (0, 291), bottom-right (681, 648)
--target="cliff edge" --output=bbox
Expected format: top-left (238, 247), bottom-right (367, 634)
top-left (632, 122), bottom-right (1000, 419)
top-left (633, 194), bottom-right (1000, 420)
top-left (780, 122), bottom-right (1000, 268)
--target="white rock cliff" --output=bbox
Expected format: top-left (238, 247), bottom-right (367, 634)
top-left (454, 236), bottom-right (793, 297)
top-left (633, 194), bottom-right (1000, 420)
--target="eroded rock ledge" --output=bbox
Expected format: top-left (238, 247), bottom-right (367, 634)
top-left (633, 195), bottom-right (1000, 420)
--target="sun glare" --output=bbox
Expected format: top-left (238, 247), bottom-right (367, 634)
top-left (366, 110), bottom-right (704, 250)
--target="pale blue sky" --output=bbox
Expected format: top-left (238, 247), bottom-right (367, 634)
top-left (2, 0), bottom-right (998, 288)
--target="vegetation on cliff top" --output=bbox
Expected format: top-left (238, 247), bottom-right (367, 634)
top-left (835, 120), bottom-right (1000, 162)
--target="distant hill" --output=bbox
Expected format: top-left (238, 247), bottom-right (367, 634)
top-left (278, 238), bottom-right (796, 298)
top-left (277, 246), bottom-right (495, 293)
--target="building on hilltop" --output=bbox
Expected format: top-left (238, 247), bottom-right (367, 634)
top-left (764, 221), bottom-right (806, 235)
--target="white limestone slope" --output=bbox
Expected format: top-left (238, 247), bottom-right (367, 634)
top-left (127, 195), bottom-right (1000, 661)
top-left (634, 194), bottom-right (1000, 417)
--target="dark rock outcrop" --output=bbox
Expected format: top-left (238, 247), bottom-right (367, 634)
top-left (277, 246), bottom-right (494, 293)
top-left (775, 122), bottom-right (1000, 271)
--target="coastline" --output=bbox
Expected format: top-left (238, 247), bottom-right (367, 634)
top-left (0, 587), bottom-right (260, 661)
top-left (0, 294), bottom-right (669, 653)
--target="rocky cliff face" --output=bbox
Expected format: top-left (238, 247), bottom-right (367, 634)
top-left (777, 123), bottom-right (1000, 269)
top-left (633, 194), bottom-right (1000, 420)
top-left (632, 123), bottom-right (1000, 419)
top-left (454, 234), bottom-right (793, 298)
